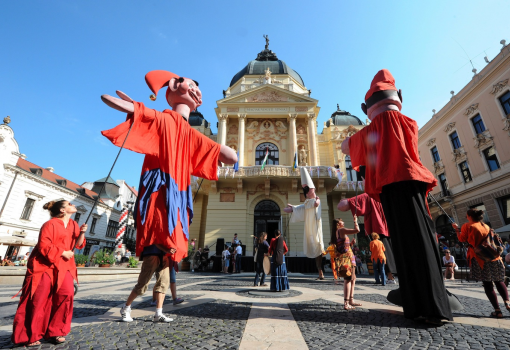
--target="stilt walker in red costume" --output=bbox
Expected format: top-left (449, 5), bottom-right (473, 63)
top-left (101, 71), bottom-right (237, 321)
top-left (341, 69), bottom-right (453, 324)
top-left (12, 200), bottom-right (87, 347)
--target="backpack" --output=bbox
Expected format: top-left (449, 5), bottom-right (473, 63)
top-left (471, 224), bottom-right (503, 262)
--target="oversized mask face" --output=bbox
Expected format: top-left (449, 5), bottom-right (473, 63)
top-left (166, 77), bottom-right (203, 111)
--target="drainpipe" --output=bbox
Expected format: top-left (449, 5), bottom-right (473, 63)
top-left (0, 171), bottom-right (19, 220)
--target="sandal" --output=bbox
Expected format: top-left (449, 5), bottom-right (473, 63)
top-left (505, 301), bottom-right (510, 312)
top-left (52, 336), bottom-right (66, 344)
top-left (26, 341), bottom-right (41, 347)
top-left (349, 298), bottom-right (362, 307)
top-left (344, 299), bottom-right (355, 310)
top-left (491, 309), bottom-right (503, 318)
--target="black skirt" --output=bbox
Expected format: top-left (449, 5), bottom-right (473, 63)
top-left (380, 180), bottom-right (453, 321)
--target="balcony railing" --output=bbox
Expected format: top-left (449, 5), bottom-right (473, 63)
top-left (428, 190), bottom-right (452, 203)
top-left (217, 165), bottom-right (338, 179)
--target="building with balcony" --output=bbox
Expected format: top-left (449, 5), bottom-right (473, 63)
top-left (0, 117), bottom-right (137, 260)
top-left (189, 43), bottom-right (368, 256)
top-left (418, 39), bottom-right (510, 239)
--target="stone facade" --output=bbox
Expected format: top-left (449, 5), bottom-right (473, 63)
top-left (418, 40), bottom-right (510, 238)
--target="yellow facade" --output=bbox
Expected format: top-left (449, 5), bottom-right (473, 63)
top-left (189, 45), bottom-right (368, 256)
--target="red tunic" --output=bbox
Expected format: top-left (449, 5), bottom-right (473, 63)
top-left (348, 193), bottom-right (389, 237)
top-left (268, 238), bottom-right (289, 255)
top-left (26, 218), bottom-right (85, 298)
top-left (348, 110), bottom-right (437, 202)
top-left (101, 102), bottom-right (220, 262)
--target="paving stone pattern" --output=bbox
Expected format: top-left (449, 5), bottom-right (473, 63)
top-left (289, 298), bottom-right (510, 350)
top-left (1, 300), bottom-right (251, 350)
top-left (73, 294), bottom-right (128, 318)
top-left (134, 294), bottom-right (204, 309)
top-left (235, 289), bottom-right (302, 298)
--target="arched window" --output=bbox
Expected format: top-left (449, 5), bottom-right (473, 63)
top-left (255, 142), bottom-right (279, 165)
top-left (345, 156), bottom-right (356, 181)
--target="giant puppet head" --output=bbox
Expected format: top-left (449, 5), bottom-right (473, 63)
top-left (300, 167), bottom-right (316, 199)
top-left (361, 69), bottom-right (403, 121)
top-left (145, 70), bottom-right (202, 119)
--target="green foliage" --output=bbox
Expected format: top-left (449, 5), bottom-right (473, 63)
top-left (74, 254), bottom-right (88, 265)
top-left (182, 244), bottom-right (194, 263)
top-left (127, 256), bottom-right (139, 268)
top-left (92, 249), bottom-right (116, 265)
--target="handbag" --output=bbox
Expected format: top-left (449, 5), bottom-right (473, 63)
top-left (471, 224), bottom-right (503, 262)
top-left (334, 253), bottom-right (352, 278)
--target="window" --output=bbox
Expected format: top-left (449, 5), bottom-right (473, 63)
top-left (74, 212), bottom-right (81, 224)
top-left (471, 114), bottom-right (486, 134)
top-left (90, 218), bottom-right (97, 233)
top-left (500, 90), bottom-right (510, 116)
top-left (459, 161), bottom-right (472, 183)
top-left (106, 220), bottom-right (119, 238)
top-left (255, 142), bottom-right (279, 165)
top-left (438, 173), bottom-right (449, 195)
top-left (470, 204), bottom-right (491, 227)
top-left (449, 131), bottom-right (461, 150)
top-left (498, 195), bottom-right (510, 225)
top-left (20, 198), bottom-right (35, 220)
top-left (345, 156), bottom-right (357, 181)
top-left (431, 146), bottom-right (440, 163)
top-left (483, 146), bottom-right (500, 171)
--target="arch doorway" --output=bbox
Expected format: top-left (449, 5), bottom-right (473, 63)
top-left (254, 200), bottom-right (281, 252)
top-left (435, 214), bottom-right (456, 241)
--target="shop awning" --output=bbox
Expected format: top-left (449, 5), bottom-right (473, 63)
top-left (0, 236), bottom-right (37, 246)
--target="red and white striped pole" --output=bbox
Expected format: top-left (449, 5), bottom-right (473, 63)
top-left (115, 206), bottom-right (130, 248)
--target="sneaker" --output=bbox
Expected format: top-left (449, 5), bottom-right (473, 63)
top-left (120, 306), bottom-right (133, 322)
top-left (387, 279), bottom-right (396, 285)
top-left (153, 314), bottom-right (173, 322)
top-left (150, 300), bottom-right (157, 307)
top-left (173, 298), bottom-right (184, 306)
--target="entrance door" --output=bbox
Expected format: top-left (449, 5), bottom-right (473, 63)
top-left (253, 200), bottom-right (281, 251)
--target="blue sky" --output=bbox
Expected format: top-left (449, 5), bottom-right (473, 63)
top-left (1, 1), bottom-right (509, 189)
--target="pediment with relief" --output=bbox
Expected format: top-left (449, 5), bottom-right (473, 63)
top-left (218, 84), bottom-right (317, 104)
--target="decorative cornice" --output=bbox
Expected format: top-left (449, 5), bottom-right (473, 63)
top-left (426, 138), bottom-right (436, 147)
top-left (464, 103), bottom-right (479, 116)
top-left (473, 130), bottom-right (494, 149)
top-left (25, 190), bottom-right (45, 200)
top-left (295, 107), bottom-right (308, 112)
top-left (227, 108), bottom-right (239, 112)
top-left (490, 78), bottom-right (508, 94)
top-left (444, 122), bottom-right (456, 133)
top-left (452, 147), bottom-right (467, 163)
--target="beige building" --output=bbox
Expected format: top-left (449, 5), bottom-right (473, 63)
top-left (189, 44), bottom-right (368, 256)
top-left (418, 40), bottom-right (510, 239)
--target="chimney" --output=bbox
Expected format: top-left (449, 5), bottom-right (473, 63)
top-left (46, 167), bottom-right (54, 173)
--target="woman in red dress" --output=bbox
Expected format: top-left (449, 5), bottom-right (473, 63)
top-left (12, 200), bottom-right (87, 347)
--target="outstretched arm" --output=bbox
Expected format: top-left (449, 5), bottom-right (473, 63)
top-left (101, 91), bottom-right (135, 113)
top-left (283, 203), bottom-right (294, 213)
top-left (337, 199), bottom-right (351, 211)
top-left (219, 145), bottom-right (238, 165)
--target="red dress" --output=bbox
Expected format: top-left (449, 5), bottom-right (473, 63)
top-left (348, 193), bottom-right (389, 237)
top-left (348, 110), bottom-right (437, 202)
top-left (12, 218), bottom-right (85, 344)
top-left (102, 102), bottom-right (220, 262)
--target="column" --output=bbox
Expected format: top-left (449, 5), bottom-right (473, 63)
top-left (307, 113), bottom-right (318, 165)
top-left (288, 114), bottom-right (297, 165)
top-left (218, 114), bottom-right (228, 145)
top-left (238, 114), bottom-right (246, 166)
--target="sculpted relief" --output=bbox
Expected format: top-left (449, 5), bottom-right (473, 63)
top-left (248, 91), bottom-right (287, 102)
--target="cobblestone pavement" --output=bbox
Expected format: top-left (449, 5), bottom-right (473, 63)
top-left (1, 273), bottom-right (510, 349)
top-left (235, 289), bottom-right (303, 298)
top-left (289, 298), bottom-right (510, 350)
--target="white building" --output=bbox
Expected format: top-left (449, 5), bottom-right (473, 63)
top-left (0, 117), bottom-right (137, 260)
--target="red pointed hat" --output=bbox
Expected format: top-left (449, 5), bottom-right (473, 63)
top-left (145, 70), bottom-right (179, 100)
top-left (365, 69), bottom-right (397, 102)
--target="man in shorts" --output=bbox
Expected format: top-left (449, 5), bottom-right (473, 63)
top-left (120, 245), bottom-right (174, 322)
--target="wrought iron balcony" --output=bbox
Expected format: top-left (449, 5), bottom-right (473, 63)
top-left (217, 165), bottom-right (338, 179)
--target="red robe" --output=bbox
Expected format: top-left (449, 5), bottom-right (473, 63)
top-left (101, 102), bottom-right (220, 262)
top-left (25, 218), bottom-right (85, 297)
top-left (348, 193), bottom-right (389, 237)
top-left (348, 110), bottom-right (437, 202)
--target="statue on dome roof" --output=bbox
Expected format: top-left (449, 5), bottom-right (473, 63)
top-left (263, 34), bottom-right (269, 49)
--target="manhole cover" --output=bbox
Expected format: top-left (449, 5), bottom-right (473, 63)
top-left (235, 289), bottom-right (302, 298)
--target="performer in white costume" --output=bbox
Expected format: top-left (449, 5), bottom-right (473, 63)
top-left (284, 168), bottom-right (326, 279)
